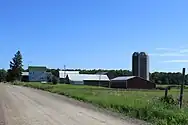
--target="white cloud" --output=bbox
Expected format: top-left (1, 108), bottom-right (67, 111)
top-left (151, 47), bottom-right (188, 57)
top-left (179, 49), bottom-right (188, 53)
top-left (155, 48), bottom-right (176, 51)
top-left (163, 60), bottom-right (188, 63)
top-left (155, 47), bottom-right (188, 53)
top-left (149, 53), bottom-right (186, 57)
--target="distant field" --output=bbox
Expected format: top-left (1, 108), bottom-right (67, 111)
top-left (157, 84), bottom-right (180, 87)
top-left (11, 82), bottom-right (188, 125)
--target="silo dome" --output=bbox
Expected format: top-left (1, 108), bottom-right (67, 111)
top-left (133, 52), bottom-right (139, 56)
top-left (140, 52), bottom-right (147, 56)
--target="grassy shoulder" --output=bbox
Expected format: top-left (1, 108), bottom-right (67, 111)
top-left (12, 82), bottom-right (188, 125)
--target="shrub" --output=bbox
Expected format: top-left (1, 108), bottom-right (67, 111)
top-left (160, 95), bottom-right (178, 105)
top-left (52, 76), bottom-right (58, 84)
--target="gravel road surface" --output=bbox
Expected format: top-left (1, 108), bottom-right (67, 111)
top-left (0, 84), bottom-right (141, 125)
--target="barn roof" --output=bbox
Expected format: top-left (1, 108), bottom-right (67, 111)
top-left (67, 74), bottom-right (110, 81)
top-left (59, 71), bottom-right (79, 78)
top-left (96, 72), bottom-right (108, 75)
top-left (111, 76), bottom-right (135, 81)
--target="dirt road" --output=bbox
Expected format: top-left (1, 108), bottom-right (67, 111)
top-left (0, 84), bottom-right (141, 125)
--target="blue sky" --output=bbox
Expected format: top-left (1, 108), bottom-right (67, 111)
top-left (1, 0), bottom-right (188, 72)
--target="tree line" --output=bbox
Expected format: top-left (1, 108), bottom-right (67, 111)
top-left (71, 69), bottom-right (187, 85)
top-left (24, 68), bottom-right (188, 85)
top-left (0, 51), bottom-right (187, 85)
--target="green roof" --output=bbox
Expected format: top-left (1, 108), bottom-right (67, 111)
top-left (28, 66), bottom-right (47, 71)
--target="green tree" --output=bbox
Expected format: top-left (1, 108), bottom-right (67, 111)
top-left (6, 69), bottom-right (14, 82)
top-left (52, 75), bottom-right (58, 84)
top-left (0, 69), bottom-right (7, 82)
top-left (8, 51), bottom-right (23, 81)
top-left (51, 69), bottom-right (60, 78)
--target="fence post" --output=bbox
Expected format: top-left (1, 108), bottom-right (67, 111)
top-left (164, 87), bottom-right (168, 98)
top-left (179, 68), bottom-right (186, 109)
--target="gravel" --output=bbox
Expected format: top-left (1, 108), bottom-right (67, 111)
top-left (0, 83), bottom-right (147, 125)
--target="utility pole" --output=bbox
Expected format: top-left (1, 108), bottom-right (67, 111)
top-left (109, 80), bottom-right (112, 88)
top-left (99, 74), bottom-right (101, 87)
top-left (180, 68), bottom-right (186, 109)
top-left (64, 65), bottom-right (66, 78)
top-left (63, 65), bottom-right (66, 83)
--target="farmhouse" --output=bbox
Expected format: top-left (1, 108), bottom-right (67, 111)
top-left (110, 76), bottom-right (156, 89)
top-left (59, 71), bottom-right (80, 83)
top-left (28, 66), bottom-right (47, 82)
top-left (65, 74), bottom-right (110, 87)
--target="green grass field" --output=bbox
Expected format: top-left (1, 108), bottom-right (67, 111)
top-left (12, 82), bottom-right (188, 125)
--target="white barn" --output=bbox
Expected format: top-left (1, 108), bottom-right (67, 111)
top-left (59, 71), bottom-right (80, 83)
top-left (66, 74), bottom-right (110, 87)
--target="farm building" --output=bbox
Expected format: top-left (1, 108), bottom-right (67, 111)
top-left (110, 76), bottom-right (156, 89)
top-left (96, 72), bottom-right (115, 79)
top-left (65, 74), bottom-right (110, 87)
top-left (28, 66), bottom-right (47, 82)
top-left (22, 71), bottom-right (53, 82)
top-left (59, 71), bottom-right (80, 83)
top-left (21, 72), bottom-right (29, 82)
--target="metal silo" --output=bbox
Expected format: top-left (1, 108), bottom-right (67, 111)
top-left (139, 52), bottom-right (149, 80)
top-left (132, 52), bottom-right (140, 76)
